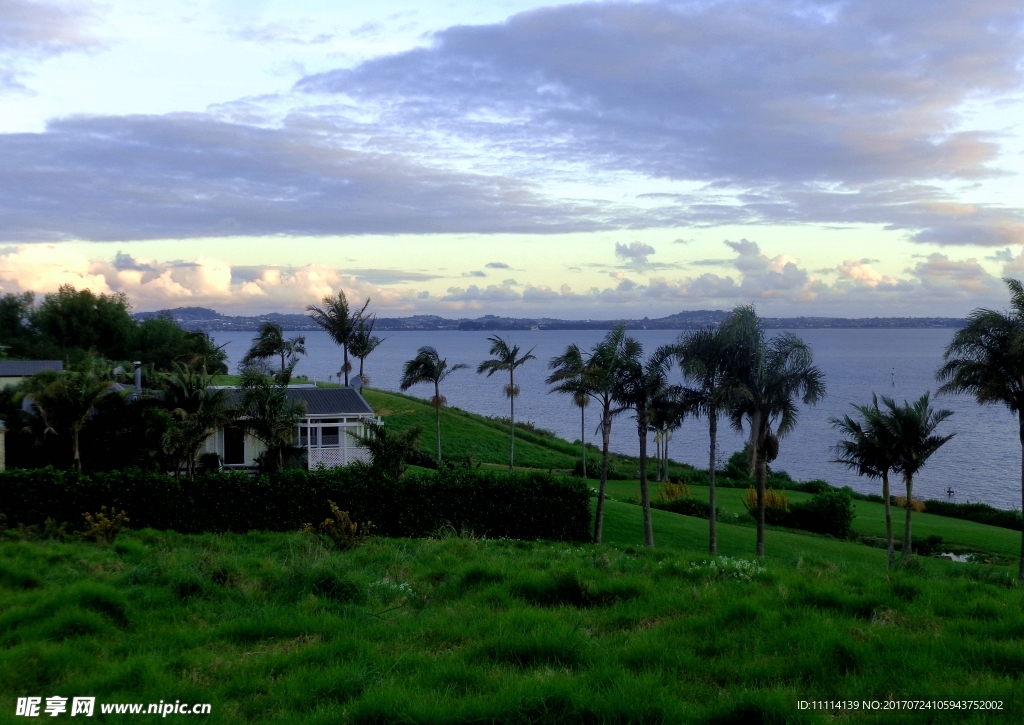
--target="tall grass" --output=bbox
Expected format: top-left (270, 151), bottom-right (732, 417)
top-left (2, 529), bottom-right (1022, 723)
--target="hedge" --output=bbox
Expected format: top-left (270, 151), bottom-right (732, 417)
top-left (0, 466), bottom-right (591, 542)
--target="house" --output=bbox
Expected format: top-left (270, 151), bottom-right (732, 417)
top-left (203, 385), bottom-right (377, 470)
top-left (0, 360), bottom-right (63, 390)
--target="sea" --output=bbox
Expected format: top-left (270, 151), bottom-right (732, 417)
top-left (211, 328), bottom-right (1021, 510)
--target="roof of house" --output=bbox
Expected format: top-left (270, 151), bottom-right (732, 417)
top-left (221, 385), bottom-right (374, 417)
top-left (0, 360), bottom-right (64, 376)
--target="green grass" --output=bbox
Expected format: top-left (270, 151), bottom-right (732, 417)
top-left (2, 525), bottom-right (1024, 724)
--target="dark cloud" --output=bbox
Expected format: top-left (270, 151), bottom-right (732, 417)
top-left (299, 0), bottom-right (1024, 244)
top-left (0, 114), bottom-right (632, 241)
top-left (485, 261), bottom-right (510, 268)
top-left (463, 270), bottom-right (487, 277)
top-left (615, 241), bottom-right (656, 264)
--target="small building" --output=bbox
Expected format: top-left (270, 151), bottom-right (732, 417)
top-left (204, 385), bottom-right (377, 470)
top-left (0, 360), bottom-right (63, 390)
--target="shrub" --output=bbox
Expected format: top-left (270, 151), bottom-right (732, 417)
top-left (786, 489), bottom-right (855, 539)
top-left (302, 500), bottom-right (372, 550)
top-left (0, 466), bottom-right (591, 542)
top-left (655, 479), bottom-right (691, 503)
top-left (651, 498), bottom-right (716, 519)
top-left (894, 496), bottom-right (926, 513)
top-left (81, 506), bottom-right (130, 543)
top-left (921, 500), bottom-right (1022, 531)
top-left (742, 486), bottom-right (789, 525)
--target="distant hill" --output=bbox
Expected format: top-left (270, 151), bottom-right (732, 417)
top-left (135, 306), bottom-right (966, 332)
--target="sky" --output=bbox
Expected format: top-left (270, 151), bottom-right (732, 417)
top-left (1, 0), bottom-right (1023, 318)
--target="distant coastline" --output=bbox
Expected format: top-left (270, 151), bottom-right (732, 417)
top-left (135, 306), bottom-right (966, 332)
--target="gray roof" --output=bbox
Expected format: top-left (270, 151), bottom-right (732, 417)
top-left (0, 360), bottom-right (63, 376)
top-left (222, 386), bottom-right (373, 416)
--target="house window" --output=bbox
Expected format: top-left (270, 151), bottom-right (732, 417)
top-left (224, 425), bottom-right (245, 465)
top-left (321, 426), bottom-right (340, 447)
top-left (298, 426), bottom-right (319, 447)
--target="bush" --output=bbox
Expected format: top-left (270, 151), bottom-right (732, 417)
top-left (785, 489), bottom-right (855, 539)
top-left (0, 466), bottom-right (591, 542)
top-left (742, 487), bottom-right (790, 525)
top-left (651, 498), bottom-right (717, 519)
top-left (921, 500), bottom-right (1022, 531)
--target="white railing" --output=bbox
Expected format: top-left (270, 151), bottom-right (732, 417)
top-left (307, 446), bottom-right (371, 469)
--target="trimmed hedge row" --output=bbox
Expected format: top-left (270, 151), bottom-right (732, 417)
top-left (0, 466), bottom-right (591, 542)
top-left (920, 499), bottom-right (1022, 531)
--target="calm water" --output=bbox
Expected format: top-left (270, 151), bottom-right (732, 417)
top-left (213, 328), bottom-right (1022, 510)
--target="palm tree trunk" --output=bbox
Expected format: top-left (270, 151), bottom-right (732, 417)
top-left (1019, 411), bottom-right (1024, 581)
top-left (343, 344), bottom-right (350, 386)
top-left (754, 432), bottom-right (767, 559)
top-left (902, 474), bottom-right (914, 562)
top-left (639, 410), bottom-right (654, 548)
top-left (882, 470), bottom-right (893, 569)
top-left (359, 357), bottom-right (365, 379)
top-left (72, 426), bottom-right (82, 471)
top-left (594, 405), bottom-right (611, 544)
top-left (509, 370), bottom-right (515, 472)
top-left (434, 382), bottom-right (441, 462)
top-left (580, 405), bottom-right (586, 478)
top-left (708, 413), bottom-right (718, 555)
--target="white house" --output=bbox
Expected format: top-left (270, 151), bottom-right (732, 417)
top-left (203, 385), bottom-right (377, 470)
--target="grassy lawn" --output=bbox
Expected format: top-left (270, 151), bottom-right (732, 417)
top-left (3, 525), bottom-right (1023, 724)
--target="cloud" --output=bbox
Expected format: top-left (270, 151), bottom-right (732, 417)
top-left (0, 246), bottom-right (420, 312)
top-left (463, 270), bottom-right (487, 277)
top-left (1, 0), bottom-right (102, 90)
top-left (0, 114), bottom-right (627, 241)
top-left (615, 241), bottom-right (656, 266)
top-left (297, 0), bottom-right (1024, 245)
top-left (485, 261), bottom-right (511, 269)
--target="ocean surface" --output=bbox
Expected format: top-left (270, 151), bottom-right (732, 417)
top-left (212, 328), bottom-right (1021, 510)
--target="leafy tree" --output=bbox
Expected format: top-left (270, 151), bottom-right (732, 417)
top-left (831, 395), bottom-right (901, 568)
top-left (21, 364), bottom-right (112, 470)
top-left (880, 393), bottom-right (954, 563)
top-left (399, 346), bottom-right (467, 462)
top-left (722, 305), bottom-right (825, 558)
top-left (477, 336), bottom-right (537, 471)
top-left (241, 321), bottom-right (306, 373)
top-left (938, 277), bottom-right (1024, 580)
top-left (349, 314), bottom-right (383, 383)
top-left (238, 369), bottom-right (307, 471)
top-left (347, 419), bottom-right (423, 479)
top-left (32, 285), bottom-right (136, 362)
top-left (160, 363), bottom-right (232, 478)
top-left (0, 292), bottom-right (36, 358)
top-left (306, 290), bottom-right (369, 386)
top-left (131, 318), bottom-right (228, 374)
top-left (612, 337), bottom-right (676, 548)
top-left (675, 324), bottom-right (741, 555)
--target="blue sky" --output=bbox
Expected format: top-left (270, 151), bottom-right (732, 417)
top-left (1, 0), bottom-right (1023, 317)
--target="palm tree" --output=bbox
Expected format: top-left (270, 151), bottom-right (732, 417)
top-left (880, 393), bottom-right (954, 562)
top-left (649, 387), bottom-right (687, 482)
top-left (306, 290), bottom-right (369, 386)
top-left (613, 337), bottom-right (676, 548)
top-left (349, 315), bottom-right (384, 383)
top-left (241, 321), bottom-right (306, 373)
top-left (347, 419), bottom-right (423, 479)
top-left (23, 366), bottom-right (111, 470)
top-left (675, 324), bottom-right (741, 555)
top-left (722, 305), bottom-right (826, 558)
top-left (831, 395), bottom-right (900, 568)
top-left (160, 363), bottom-right (232, 478)
top-left (477, 336), bottom-right (537, 471)
top-left (938, 277), bottom-right (1024, 580)
top-left (546, 343), bottom-right (592, 478)
top-left (399, 346), bottom-right (468, 462)
top-left (578, 325), bottom-right (628, 543)
top-left (238, 369), bottom-right (307, 471)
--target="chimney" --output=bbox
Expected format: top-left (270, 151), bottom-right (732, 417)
top-left (133, 361), bottom-right (142, 393)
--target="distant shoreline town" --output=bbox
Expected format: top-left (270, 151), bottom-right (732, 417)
top-left (136, 306), bottom-right (966, 332)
